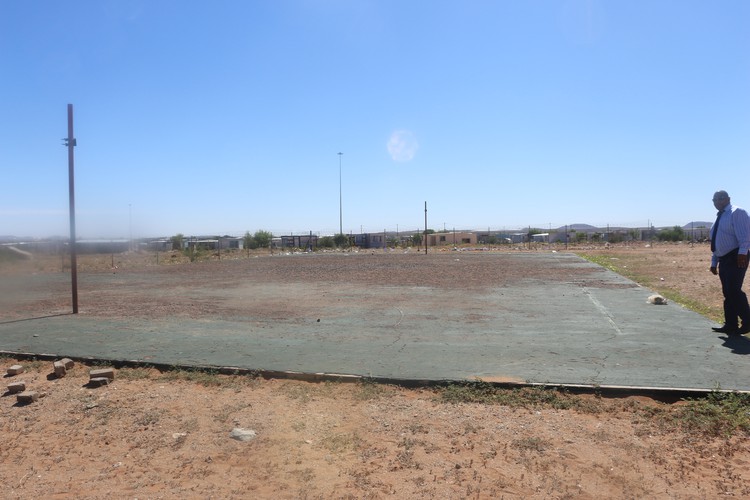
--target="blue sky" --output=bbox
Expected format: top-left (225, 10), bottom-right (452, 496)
top-left (2, 1), bottom-right (749, 239)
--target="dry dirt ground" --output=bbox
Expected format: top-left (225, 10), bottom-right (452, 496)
top-left (1, 243), bottom-right (749, 499)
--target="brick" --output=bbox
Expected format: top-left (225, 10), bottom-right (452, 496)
top-left (89, 368), bottom-right (115, 380)
top-left (53, 361), bottom-right (67, 378)
top-left (16, 391), bottom-right (38, 404)
top-left (7, 381), bottom-right (26, 394)
top-left (7, 365), bottom-right (24, 376)
top-left (88, 377), bottom-right (110, 387)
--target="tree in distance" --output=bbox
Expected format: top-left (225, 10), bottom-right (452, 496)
top-left (333, 233), bottom-right (349, 248)
top-left (170, 233), bottom-right (184, 251)
top-left (243, 230), bottom-right (273, 250)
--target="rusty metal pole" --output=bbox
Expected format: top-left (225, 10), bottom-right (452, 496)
top-left (66, 104), bottom-right (78, 314)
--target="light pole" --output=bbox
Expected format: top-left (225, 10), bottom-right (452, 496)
top-left (338, 152), bottom-right (343, 236)
top-left (65, 104), bottom-right (78, 314)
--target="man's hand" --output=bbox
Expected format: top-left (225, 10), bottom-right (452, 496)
top-left (739, 253), bottom-right (749, 269)
top-left (710, 266), bottom-right (718, 275)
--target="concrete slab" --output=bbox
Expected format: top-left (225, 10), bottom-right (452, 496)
top-left (2, 252), bottom-right (748, 392)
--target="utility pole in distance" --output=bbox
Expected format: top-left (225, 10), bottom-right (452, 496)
top-left (424, 201), bottom-right (428, 255)
top-left (338, 152), bottom-right (343, 236)
top-left (64, 104), bottom-right (78, 314)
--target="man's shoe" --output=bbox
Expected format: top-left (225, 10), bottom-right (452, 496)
top-left (712, 325), bottom-right (739, 334)
top-left (737, 324), bottom-right (750, 335)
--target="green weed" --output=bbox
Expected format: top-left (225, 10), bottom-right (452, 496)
top-left (676, 391), bottom-right (750, 437)
top-left (159, 368), bottom-right (226, 387)
top-left (354, 378), bottom-right (385, 400)
top-left (438, 382), bottom-right (600, 412)
top-left (577, 253), bottom-right (722, 322)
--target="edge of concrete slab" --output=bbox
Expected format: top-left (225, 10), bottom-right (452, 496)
top-left (3, 350), bottom-right (745, 400)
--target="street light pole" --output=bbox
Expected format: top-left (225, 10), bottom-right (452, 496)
top-left (65, 104), bottom-right (78, 314)
top-left (338, 152), bottom-right (343, 235)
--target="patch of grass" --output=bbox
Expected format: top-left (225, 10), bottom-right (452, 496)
top-left (658, 289), bottom-right (719, 321)
top-left (675, 391), bottom-right (750, 437)
top-left (135, 365), bottom-right (259, 389)
top-left (512, 436), bottom-right (550, 453)
top-left (578, 253), bottom-right (652, 285)
top-left (320, 432), bottom-right (360, 453)
top-left (158, 368), bottom-right (226, 387)
top-left (118, 366), bottom-right (154, 380)
top-left (576, 252), bottom-right (722, 322)
top-left (22, 359), bottom-right (46, 372)
top-left (134, 409), bottom-right (164, 428)
top-left (438, 382), bottom-right (601, 412)
top-left (283, 383), bottom-right (315, 403)
top-left (354, 378), bottom-right (385, 401)
top-left (214, 402), bottom-right (251, 423)
top-left (439, 381), bottom-right (499, 404)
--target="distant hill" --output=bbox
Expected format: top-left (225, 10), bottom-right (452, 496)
top-left (682, 221), bottom-right (712, 229)
top-left (556, 224), bottom-right (598, 231)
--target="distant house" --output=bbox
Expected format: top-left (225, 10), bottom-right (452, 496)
top-left (368, 233), bottom-right (386, 248)
top-left (509, 233), bottom-right (526, 244)
top-left (187, 238), bottom-right (218, 251)
top-left (146, 239), bottom-right (172, 252)
top-left (219, 236), bottom-right (244, 250)
top-left (427, 231), bottom-right (477, 247)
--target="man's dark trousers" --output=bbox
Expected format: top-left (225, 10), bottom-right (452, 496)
top-left (719, 249), bottom-right (750, 328)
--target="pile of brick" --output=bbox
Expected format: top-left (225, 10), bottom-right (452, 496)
top-left (5, 360), bottom-right (117, 405)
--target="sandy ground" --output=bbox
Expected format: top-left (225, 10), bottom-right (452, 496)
top-left (1, 243), bottom-right (748, 499)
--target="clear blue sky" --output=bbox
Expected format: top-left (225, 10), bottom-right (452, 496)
top-left (2, 1), bottom-right (748, 239)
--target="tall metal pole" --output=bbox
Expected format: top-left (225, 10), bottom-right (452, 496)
top-left (424, 201), bottom-right (428, 255)
top-left (338, 152), bottom-right (343, 235)
top-left (66, 104), bottom-right (78, 314)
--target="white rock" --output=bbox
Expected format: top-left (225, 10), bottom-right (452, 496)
top-left (230, 428), bottom-right (257, 442)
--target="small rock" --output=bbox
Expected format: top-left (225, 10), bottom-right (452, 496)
top-left (88, 377), bottom-right (110, 387)
top-left (53, 361), bottom-right (67, 378)
top-left (60, 358), bottom-right (75, 370)
top-left (647, 294), bottom-right (668, 305)
top-left (89, 368), bottom-right (115, 380)
top-left (7, 365), bottom-right (24, 376)
top-left (230, 428), bottom-right (257, 442)
top-left (7, 381), bottom-right (26, 394)
top-left (17, 391), bottom-right (39, 404)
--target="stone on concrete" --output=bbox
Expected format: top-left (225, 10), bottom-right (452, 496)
top-left (647, 294), bottom-right (668, 305)
top-left (89, 368), bottom-right (115, 380)
top-left (7, 365), bottom-right (24, 376)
